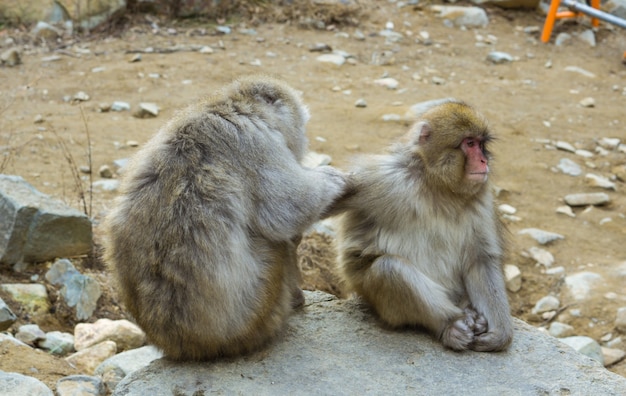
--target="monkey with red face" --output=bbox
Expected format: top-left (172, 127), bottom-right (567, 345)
top-left (333, 100), bottom-right (513, 352)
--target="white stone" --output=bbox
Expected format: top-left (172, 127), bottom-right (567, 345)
top-left (579, 97), bottom-right (595, 108)
top-left (549, 322), bottom-right (575, 338)
top-left (598, 137), bottom-right (621, 149)
top-left (564, 192), bottom-right (610, 206)
top-left (575, 149), bottom-right (594, 158)
top-left (557, 158), bottom-right (581, 176)
top-left (487, 51), bottom-right (513, 64)
top-left (616, 307), bottom-right (626, 332)
top-left (564, 66), bottom-right (596, 78)
top-left (559, 336), bottom-right (604, 365)
top-left (565, 272), bottom-right (603, 300)
top-left (518, 228), bottom-right (564, 245)
top-left (528, 247), bottom-right (554, 267)
top-left (602, 347), bottom-right (626, 367)
top-left (545, 266), bottom-right (565, 275)
top-left (316, 54), bottom-right (345, 66)
top-left (532, 295), bottom-right (560, 315)
top-left (556, 205), bottom-right (576, 217)
top-left (585, 173), bottom-right (616, 190)
top-left (498, 204), bottom-right (517, 215)
top-left (555, 141), bottom-right (576, 153)
top-left (74, 318), bottom-right (145, 352)
top-left (373, 78), bottom-right (399, 90)
top-left (431, 5), bottom-right (488, 27)
top-left (504, 264), bottom-right (521, 292)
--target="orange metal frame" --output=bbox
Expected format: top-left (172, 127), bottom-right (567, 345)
top-left (541, 0), bottom-right (601, 43)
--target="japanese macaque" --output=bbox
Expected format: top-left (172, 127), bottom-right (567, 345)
top-left (333, 100), bottom-right (513, 352)
top-left (103, 76), bottom-right (346, 361)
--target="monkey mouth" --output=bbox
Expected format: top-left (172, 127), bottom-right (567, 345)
top-left (467, 172), bottom-right (489, 182)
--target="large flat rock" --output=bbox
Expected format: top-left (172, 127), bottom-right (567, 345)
top-left (114, 291), bottom-right (626, 395)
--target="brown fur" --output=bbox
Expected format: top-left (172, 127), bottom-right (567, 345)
top-left (333, 100), bottom-right (513, 352)
top-left (104, 75), bottom-right (346, 361)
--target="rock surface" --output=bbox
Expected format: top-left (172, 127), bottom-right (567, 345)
top-left (114, 292), bottom-right (626, 396)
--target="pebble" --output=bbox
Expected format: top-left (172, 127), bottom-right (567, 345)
top-left (0, 371), bottom-right (53, 396)
top-left (564, 192), bottom-right (610, 206)
top-left (555, 33), bottom-right (572, 46)
top-left (92, 180), bottom-right (120, 191)
top-left (66, 341), bottom-right (117, 375)
top-left (531, 295), bottom-right (560, 315)
top-left (518, 228), bottom-right (564, 245)
top-left (431, 76), bottom-right (446, 85)
top-left (545, 266), bottom-right (565, 275)
top-left (37, 331), bottom-right (75, 356)
top-left (94, 345), bottom-right (163, 392)
top-left (73, 91), bottom-right (90, 102)
top-left (559, 336), bottom-right (604, 364)
top-left (111, 101), bottom-right (131, 112)
top-left (316, 54), bottom-right (345, 66)
top-left (614, 164), bottom-right (626, 182)
top-left (129, 54), bottom-right (142, 62)
top-left (585, 173), bottom-right (616, 190)
top-left (504, 264), bottom-right (521, 292)
top-left (45, 258), bottom-right (102, 320)
top-left (56, 375), bottom-right (105, 396)
top-left (555, 141), bottom-right (576, 153)
top-left (0, 48), bottom-right (21, 66)
top-left (374, 78), bottom-right (399, 90)
top-left (99, 165), bottom-right (113, 179)
top-left (616, 307), bottom-right (626, 332)
top-left (498, 204), bottom-right (517, 215)
top-left (575, 149), bottom-right (594, 158)
top-left (598, 137), bottom-right (621, 150)
top-left (486, 51), bottom-right (513, 64)
top-left (565, 271), bottom-right (603, 300)
top-left (556, 205), bottom-right (575, 217)
top-left (309, 43), bottom-right (332, 52)
top-left (577, 29), bottom-right (596, 47)
top-left (528, 246), bottom-right (554, 267)
top-left (16, 324), bottom-right (46, 346)
top-left (430, 5), bottom-right (489, 28)
top-left (557, 158), bottom-right (582, 176)
top-left (355, 98), bottom-right (367, 108)
top-left (74, 318), bottom-right (145, 352)
top-left (579, 97), bottom-right (595, 108)
top-left (199, 46), bottom-right (214, 54)
top-left (549, 322), bottom-right (575, 338)
top-left (602, 347), bottom-right (626, 367)
top-left (0, 298), bottom-right (16, 331)
top-left (134, 103), bottom-right (159, 118)
top-left (0, 284), bottom-right (50, 316)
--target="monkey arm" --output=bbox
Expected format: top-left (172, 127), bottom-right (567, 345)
top-left (463, 257), bottom-right (513, 352)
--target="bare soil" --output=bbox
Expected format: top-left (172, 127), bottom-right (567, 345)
top-left (1, 2), bottom-right (625, 390)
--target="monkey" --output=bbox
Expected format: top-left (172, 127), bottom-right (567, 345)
top-left (332, 99), bottom-right (513, 352)
top-left (103, 75), bottom-right (346, 361)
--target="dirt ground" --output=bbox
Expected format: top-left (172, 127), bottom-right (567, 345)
top-left (0, 1), bottom-right (625, 389)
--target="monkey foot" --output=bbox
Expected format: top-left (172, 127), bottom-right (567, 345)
top-left (441, 317), bottom-right (474, 351)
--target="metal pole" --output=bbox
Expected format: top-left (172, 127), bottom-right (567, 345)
top-left (560, 0), bottom-right (626, 29)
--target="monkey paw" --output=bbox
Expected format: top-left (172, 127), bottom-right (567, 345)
top-left (463, 307), bottom-right (488, 336)
top-left (470, 329), bottom-right (513, 352)
top-left (441, 317), bottom-right (474, 351)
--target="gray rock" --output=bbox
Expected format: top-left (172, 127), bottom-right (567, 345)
top-left (528, 246), bottom-right (554, 267)
top-left (555, 32), bottom-right (572, 46)
top-left (548, 322), bottom-right (575, 338)
top-left (0, 370), bottom-right (53, 396)
top-left (564, 192), bottom-right (610, 206)
top-left (431, 5), bottom-right (489, 27)
top-left (316, 54), bottom-right (345, 66)
top-left (134, 103), bottom-right (159, 118)
top-left (555, 141), bottom-right (576, 153)
top-left (602, 347), bottom-right (626, 367)
top-left (114, 291), bottom-right (626, 396)
top-left (0, 297), bottom-right (16, 331)
top-left (564, 66), bottom-right (596, 78)
top-left (0, 175), bottom-right (92, 268)
top-left (531, 295), bottom-right (560, 315)
top-left (0, 48), bottom-right (21, 67)
top-left (38, 330), bottom-right (75, 356)
top-left (616, 307), bottom-right (626, 332)
top-left (15, 324), bottom-right (46, 346)
top-left (577, 29), bottom-right (596, 47)
top-left (560, 336), bottom-right (604, 365)
top-left (110, 101), bottom-right (131, 112)
top-left (486, 51), bottom-right (513, 64)
top-left (46, 258), bottom-right (102, 320)
top-left (95, 345), bottom-right (163, 392)
top-left (557, 158), bottom-right (582, 176)
top-left (0, 284), bottom-right (50, 316)
top-left (518, 228), bottom-right (564, 245)
top-left (565, 271), bottom-right (603, 300)
top-left (503, 264), bottom-right (521, 292)
top-left (585, 173), bottom-right (616, 190)
top-left (56, 375), bottom-right (105, 396)
top-left (92, 179), bottom-right (120, 191)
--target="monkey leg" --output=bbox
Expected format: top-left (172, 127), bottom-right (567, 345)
top-left (357, 255), bottom-right (474, 350)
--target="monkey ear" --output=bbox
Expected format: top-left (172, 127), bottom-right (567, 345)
top-left (410, 122), bottom-right (432, 145)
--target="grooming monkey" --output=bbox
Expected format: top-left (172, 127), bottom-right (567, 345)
top-left (104, 76), bottom-right (346, 361)
top-left (333, 100), bottom-right (513, 352)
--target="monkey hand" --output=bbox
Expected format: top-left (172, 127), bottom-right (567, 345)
top-left (463, 307), bottom-right (488, 336)
top-left (470, 325), bottom-right (513, 352)
top-left (314, 165), bottom-right (348, 198)
top-left (440, 315), bottom-right (475, 351)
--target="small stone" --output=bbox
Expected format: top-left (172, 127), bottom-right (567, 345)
top-left (616, 307), bottom-right (626, 332)
top-left (199, 46), bottom-right (214, 54)
top-left (92, 180), bottom-right (120, 192)
top-left (99, 165), bottom-right (113, 179)
top-left (0, 48), bottom-right (21, 66)
top-left (556, 205), bottom-right (576, 217)
top-left (585, 173), bottom-right (616, 190)
top-left (555, 141), bottom-right (576, 153)
top-left (0, 372), bottom-right (53, 396)
top-left (555, 33), bottom-right (572, 46)
top-left (309, 43), bottom-right (332, 52)
top-left (575, 149), bottom-right (594, 158)
top-left (545, 266), bottom-right (565, 275)
top-left (15, 324), bottom-right (46, 346)
top-left (374, 78), bottom-right (399, 90)
top-left (129, 54), bottom-right (142, 62)
top-left (66, 340), bottom-right (117, 375)
top-left (518, 228), bottom-right (564, 245)
top-left (37, 331), bottom-right (74, 356)
top-left (73, 91), bottom-right (90, 102)
top-left (598, 137), bottom-right (621, 150)
top-left (316, 54), bottom-right (345, 66)
top-left (486, 51), bottom-right (513, 64)
top-left (355, 99), bottom-right (367, 108)
top-left (564, 192), bottom-right (610, 206)
top-left (111, 101), bottom-right (131, 112)
top-left (134, 103), bottom-right (159, 118)
top-left (528, 246), bottom-right (554, 267)
top-left (504, 264), bottom-right (521, 292)
top-left (579, 97), bottom-right (595, 108)
top-left (126, 140), bottom-right (139, 147)
top-left (557, 158), bottom-right (581, 176)
top-left (565, 272), bottom-right (603, 300)
top-left (431, 76), bottom-right (446, 85)
top-left (0, 284), bottom-right (50, 316)
top-left (74, 318), bottom-right (145, 352)
top-left (0, 298), bottom-right (17, 331)
top-left (532, 295), bottom-right (560, 315)
top-left (613, 164), bottom-right (626, 182)
top-left (498, 204), bottom-right (516, 215)
top-left (564, 66), bottom-right (596, 78)
top-left (56, 375), bottom-right (105, 396)
top-left (33, 114), bottom-right (44, 124)
top-left (578, 29), bottom-right (596, 47)
top-left (560, 336), bottom-right (604, 365)
top-left (549, 322), bottom-right (575, 338)
top-left (602, 347), bottom-right (626, 367)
